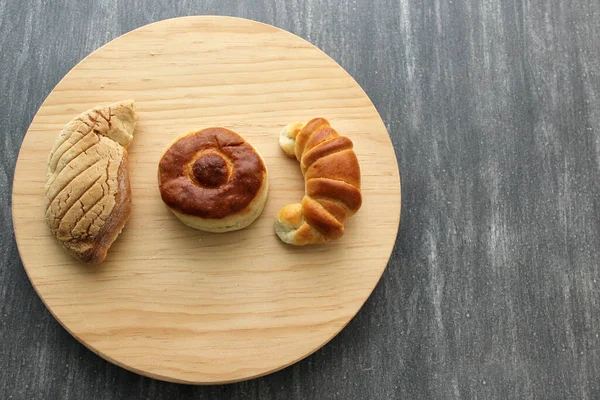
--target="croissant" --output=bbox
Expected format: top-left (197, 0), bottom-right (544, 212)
top-left (275, 118), bottom-right (362, 245)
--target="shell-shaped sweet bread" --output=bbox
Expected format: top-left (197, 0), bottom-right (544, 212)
top-left (44, 100), bottom-right (136, 263)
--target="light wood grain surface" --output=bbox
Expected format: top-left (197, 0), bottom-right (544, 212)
top-left (11, 16), bottom-right (400, 384)
top-left (3, 0), bottom-right (600, 398)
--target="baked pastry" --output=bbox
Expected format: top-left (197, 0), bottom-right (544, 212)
top-left (44, 100), bottom-right (136, 263)
top-left (158, 128), bottom-right (268, 232)
top-left (275, 118), bottom-right (362, 245)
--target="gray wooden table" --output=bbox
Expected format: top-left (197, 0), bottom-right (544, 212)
top-left (2, 0), bottom-right (600, 399)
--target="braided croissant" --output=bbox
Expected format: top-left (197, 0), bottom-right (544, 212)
top-left (275, 118), bottom-right (362, 245)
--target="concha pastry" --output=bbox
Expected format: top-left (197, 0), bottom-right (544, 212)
top-left (44, 100), bottom-right (136, 263)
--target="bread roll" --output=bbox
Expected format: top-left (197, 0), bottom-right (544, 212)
top-left (275, 118), bottom-right (362, 245)
top-left (158, 128), bottom-right (268, 232)
top-left (44, 100), bottom-right (136, 263)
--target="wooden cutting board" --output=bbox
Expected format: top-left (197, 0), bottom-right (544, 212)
top-left (12, 16), bottom-right (401, 384)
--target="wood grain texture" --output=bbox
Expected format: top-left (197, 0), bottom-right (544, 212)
top-left (2, 0), bottom-right (600, 398)
top-left (11, 16), bottom-right (400, 385)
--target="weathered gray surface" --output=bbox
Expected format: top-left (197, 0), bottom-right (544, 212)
top-left (2, 0), bottom-right (600, 398)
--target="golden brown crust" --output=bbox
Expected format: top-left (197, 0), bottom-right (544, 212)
top-left (158, 128), bottom-right (267, 220)
top-left (305, 149), bottom-right (361, 188)
top-left (301, 196), bottom-right (344, 240)
top-left (300, 136), bottom-right (353, 172)
top-left (275, 118), bottom-right (362, 245)
top-left (294, 118), bottom-right (329, 160)
top-left (305, 178), bottom-right (362, 212)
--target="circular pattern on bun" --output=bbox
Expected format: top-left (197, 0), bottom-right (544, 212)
top-left (158, 128), bottom-right (268, 232)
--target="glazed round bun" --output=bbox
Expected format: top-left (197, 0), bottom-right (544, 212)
top-left (158, 128), bottom-right (268, 232)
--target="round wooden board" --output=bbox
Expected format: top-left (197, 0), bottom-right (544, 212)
top-left (12, 16), bottom-right (401, 384)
